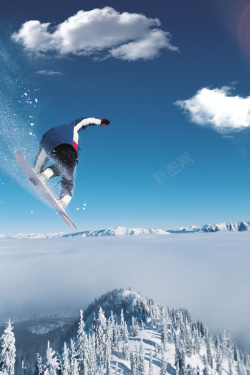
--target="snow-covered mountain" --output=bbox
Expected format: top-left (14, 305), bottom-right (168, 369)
top-left (168, 221), bottom-right (250, 233)
top-left (3, 288), bottom-right (249, 375)
top-left (0, 221), bottom-right (249, 239)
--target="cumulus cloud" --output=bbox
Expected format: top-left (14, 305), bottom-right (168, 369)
top-left (175, 86), bottom-right (250, 133)
top-left (36, 70), bottom-right (63, 75)
top-left (11, 7), bottom-right (178, 61)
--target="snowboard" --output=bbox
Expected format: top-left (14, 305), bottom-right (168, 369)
top-left (14, 151), bottom-right (78, 229)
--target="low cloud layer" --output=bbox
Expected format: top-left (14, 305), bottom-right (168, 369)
top-left (175, 86), bottom-right (250, 133)
top-left (0, 232), bottom-right (250, 350)
top-left (12, 7), bottom-right (178, 61)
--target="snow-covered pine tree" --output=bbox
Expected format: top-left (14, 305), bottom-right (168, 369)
top-left (88, 335), bottom-right (97, 375)
top-left (135, 345), bottom-right (139, 374)
top-left (193, 328), bottom-right (201, 355)
top-left (180, 350), bottom-right (186, 375)
top-left (160, 350), bottom-right (167, 375)
top-left (197, 321), bottom-right (205, 337)
top-left (34, 353), bottom-right (43, 375)
top-left (105, 356), bottom-right (112, 375)
top-left (0, 319), bottom-right (16, 375)
top-left (215, 351), bottom-right (222, 375)
top-left (141, 320), bottom-right (145, 331)
top-left (161, 323), bottom-right (168, 352)
top-left (176, 347), bottom-right (186, 375)
top-left (113, 323), bottom-right (120, 358)
top-left (185, 325), bottom-right (193, 358)
top-left (109, 311), bottom-right (116, 349)
top-left (120, 310), bottom-right (125, 338)
top-left (105, 321), bottom-right (112, 375)
top-left (151, 301), bottom-right (161, 329)
top-left (234, 342), bottom-right (239, 362)
top-left (95, 306), bottom-right (107, 368)
top-left (132, 316), bottom-right (139, 337)
top-left (122, 322), bottom-right (130, 361)
top-left (138, 338), bottom-right (146, 375)
top-left (62, 343), bottom-right (70, 375)
top-left (91, 312), bottom-right (96, 335)
top-left (76, 310), bottom-right (88, 374)
top-left (44, 341), bottom-right (59, 375)
top-left (70, 340), bottom-right (78, 375)
top-left (206, 335), bottom-right (213, 368)
top-left (130, 352), bottom-right (137, 375)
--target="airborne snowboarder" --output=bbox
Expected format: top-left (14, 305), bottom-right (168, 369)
top-left (33, 117), bottom-right (110, 209)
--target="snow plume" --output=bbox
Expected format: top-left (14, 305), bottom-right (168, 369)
top-left (175, 85), bottom-right (250, 133)
top-left (11, 7), bottom-right (179, 61)
top-left (0, 36), bottom-right (40, 198)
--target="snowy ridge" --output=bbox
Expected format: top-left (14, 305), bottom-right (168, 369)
top-left (0, 221), bottom-right (249, 239)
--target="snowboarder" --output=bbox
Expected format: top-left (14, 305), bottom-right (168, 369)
top-left (34, 117), bottom-right (110, 209)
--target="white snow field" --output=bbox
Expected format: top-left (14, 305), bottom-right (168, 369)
top-left (0, 230), bottom-right (249, 350)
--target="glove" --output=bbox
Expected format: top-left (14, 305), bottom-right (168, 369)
top-left (100, 118), bottom-right (110, 126)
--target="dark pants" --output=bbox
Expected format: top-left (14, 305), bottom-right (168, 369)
top-left (49, 145), bottom-right (77, 199)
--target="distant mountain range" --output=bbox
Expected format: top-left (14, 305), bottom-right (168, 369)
top-left (1, 221), bottom-right (249, 239)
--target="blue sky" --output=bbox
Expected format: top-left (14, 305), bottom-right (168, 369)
top-left (0, 0), bottom-right (250, 233)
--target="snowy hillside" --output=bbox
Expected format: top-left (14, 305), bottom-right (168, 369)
top-left (0, 221), bottom-right (249, 239)
top-left (3, 288), bottom-right (249, 375)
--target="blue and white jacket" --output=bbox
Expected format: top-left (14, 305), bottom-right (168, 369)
top-left (40, 117), bottom-right (102, 156)
top-left (34, 117), bottom-right (102, 174)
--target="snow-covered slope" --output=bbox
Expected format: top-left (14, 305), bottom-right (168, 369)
top-left (0, 221), bottom-right (249, 239)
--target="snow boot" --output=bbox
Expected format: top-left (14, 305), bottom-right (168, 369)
top-left (38, 168), bottom-right (54, 184)
top-left (58, 194), bottom-right (72, 210)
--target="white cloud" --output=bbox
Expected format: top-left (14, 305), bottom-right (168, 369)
top-left (36, 70), bottom-right (63, 75)
top-left (110, 28), bottom-right (177, 61)
top-left (12, 7), bottom-right (178, 61)
top-left (175, 86), bottom-right (250, 133)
